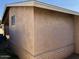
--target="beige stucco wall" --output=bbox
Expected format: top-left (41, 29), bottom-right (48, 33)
top-left (74, 16), bottom-right (79, 54)
top-left (9, 7), bottom-right (74, 59)
top-left (9, 7), bottom-right (35, 56)
top-left (34, 8), bottom-right (74, 59)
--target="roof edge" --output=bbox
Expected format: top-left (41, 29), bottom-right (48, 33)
top-left (2, 0), bottom-right (79, 23)
top-left (34, 1), bottom-right (79, 15)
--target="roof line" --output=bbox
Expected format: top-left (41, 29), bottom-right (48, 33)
top-left (6, 0), bottom-right (30, 5)
top-left (35, 1), bottom-right (79, 14)
top-left (2, 0), bottom-right (79, 22)
top-left (7, 0), bottom-right (79, 13)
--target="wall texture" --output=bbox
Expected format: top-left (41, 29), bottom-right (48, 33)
top-left (9, 6), bottom-right (35, 55)
top-left (34, 7), bottom-right (74, 59)
top-left (74, 16), bottom-right (79, 54)
top-left (9, 7), bottom-right (74, 59)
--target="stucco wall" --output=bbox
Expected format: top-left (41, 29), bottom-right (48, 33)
top-left (74, 16), bottom-right (79, 54)
top-left (34, 7), bottom-right (74, 59)
top-left (9, 7), bottom-right (35, 56)
top-left (9, 7), bottom-right (74, 59)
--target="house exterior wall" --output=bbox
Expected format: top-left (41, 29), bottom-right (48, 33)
top-left (9, 7), bottom-right (74, 59)
top-left (9, 7), bottom-right (35, 59)
top-left (74, 16), bottom-right (79, 54)
top-left (34, 7), bottom-right (74, 59)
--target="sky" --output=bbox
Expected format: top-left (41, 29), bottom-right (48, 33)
top-left (0, 0), bottom-right (79, 19)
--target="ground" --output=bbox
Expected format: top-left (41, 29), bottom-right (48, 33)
top-left (0, 38), bottom-right (19, 59)
top-left (65, 54), bottom-right (79, 59)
